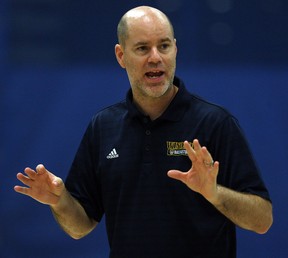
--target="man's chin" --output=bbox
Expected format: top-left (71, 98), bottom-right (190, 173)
top-left (144, 84), bottom-right (170, 98)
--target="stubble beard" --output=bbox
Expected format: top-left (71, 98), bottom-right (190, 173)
top-left (134, 67), bottom-right (176, 100)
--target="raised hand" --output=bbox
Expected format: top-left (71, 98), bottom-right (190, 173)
top-left (167, 139), bottom-right (219, 202)
top-left (14, 164), bottom-right (64, 206)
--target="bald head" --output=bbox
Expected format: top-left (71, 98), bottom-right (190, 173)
top-left (117, 6), bottom-right (175, 47)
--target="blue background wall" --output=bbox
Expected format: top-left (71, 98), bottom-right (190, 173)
top-left (1, 0), bottom-right (287, 257)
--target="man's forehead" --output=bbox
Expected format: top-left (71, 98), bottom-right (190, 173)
top-left (128, 27), bottom-right (173, 46)
top-left (126, 14), bottom-right (170, 36)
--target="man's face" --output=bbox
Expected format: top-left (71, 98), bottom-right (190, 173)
top-left (116, 14), bottom-right (177, 101)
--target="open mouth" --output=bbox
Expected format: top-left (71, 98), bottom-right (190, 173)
top-left (145, 71), bottom-right (164, 79)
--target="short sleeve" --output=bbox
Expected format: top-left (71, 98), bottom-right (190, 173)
top-left (210, 116), bottom-right (271, 202)
top-left (65, 121), bottom-right (104, 222)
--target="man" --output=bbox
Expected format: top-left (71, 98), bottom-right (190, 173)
top-left (15, 6), bottom-right (273, 257)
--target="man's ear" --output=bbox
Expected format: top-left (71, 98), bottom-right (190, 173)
top-left (115, 44), bottom-right (126, 69)
top-left (174, 38), bottom-right (178, 55)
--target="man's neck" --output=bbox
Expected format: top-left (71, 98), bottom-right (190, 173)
top-left (133, 85), bottom-right (178, 121)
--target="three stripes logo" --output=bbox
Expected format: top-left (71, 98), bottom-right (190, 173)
top-left (106, 148), bottom-right (119, 159)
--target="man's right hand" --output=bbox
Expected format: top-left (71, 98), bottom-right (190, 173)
top-left (14, 164), bottom-right (64, 206)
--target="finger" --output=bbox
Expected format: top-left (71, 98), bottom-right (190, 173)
top-left (210, 161), bottom-right (219, 178)
top-left (187, 139), bottom-right (204, 162)
top-left (14, 185), bottom-right (31, 196)
top-left (192, 139), bottom-right (202, 152)
top-left (184, 141), bottom-right (197, 162)
top-left (16, 173), bottom-right (33, 187)
top-left (201, 147), bottom-right (214, 168)
top-left (36, 164), bottom-right (47, 175)
top-left (24, 167), bottom-right (37, 180)
top-left (201, 147), bottom-right (213, 161)
top-left (193, 139), bottom-right (210, 161)
top-left (167, 170), bottom-right (187, 183)
top-left (192, 139), bottom-right (214, 166)
top-left (14, 185), bottom-right (59, 205)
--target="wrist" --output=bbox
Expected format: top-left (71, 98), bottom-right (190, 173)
top-left (50, 187), bottom-right (68, 211)
top-left (207, 185), bottom-right (222, 207)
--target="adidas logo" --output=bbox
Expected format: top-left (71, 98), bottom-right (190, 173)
top-left (106, 148), bottom-right (119, 159)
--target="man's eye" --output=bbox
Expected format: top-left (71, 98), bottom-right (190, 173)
top-left (160, 44), bottom-right (169, 50)
top-left (137, 46), bottom-right (148, 51)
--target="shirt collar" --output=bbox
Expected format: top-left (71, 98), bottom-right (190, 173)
top-left (126, 76), bottom-right (191, 122)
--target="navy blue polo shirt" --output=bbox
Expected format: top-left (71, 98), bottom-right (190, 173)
top-left (66, 77), bottom-right (270, 258)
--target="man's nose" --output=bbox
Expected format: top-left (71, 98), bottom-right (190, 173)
top-left (148, 47), bottom-right (161, 63)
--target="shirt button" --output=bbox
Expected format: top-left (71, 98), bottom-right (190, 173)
top-left (143, 117), bottom-right (149, 123)
top-left (145, 145), bottom-right (150, 151)
top-left (145, 130), bottom-right (151, 135)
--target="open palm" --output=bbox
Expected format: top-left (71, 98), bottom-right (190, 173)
top-left (167, 139), bottom-right (219, 201)
top-left (14, 164), bottom-right (64, 205)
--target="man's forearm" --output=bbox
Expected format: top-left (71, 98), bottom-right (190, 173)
top-left (208, 185), bottom-right (273, 234)
top-left (50, 188), bottom-right (97, 239)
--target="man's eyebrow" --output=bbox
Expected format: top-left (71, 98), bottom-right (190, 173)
top-left (133, 37), bottom-right (173, 47)
top-left (134, 41), bottom-right (149, 47)
top-left (160, 37), bottom-right (173, 43)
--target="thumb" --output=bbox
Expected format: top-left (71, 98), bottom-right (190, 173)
top-left (167, 170), bottom-right (186, 182)
top-left (52, 176), bottom-right (65, 196)
top-left (52, 177), bottom-right (63, 187)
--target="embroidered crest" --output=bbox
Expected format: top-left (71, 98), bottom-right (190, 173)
top-left (166, 141), bottom-right (193, 156)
